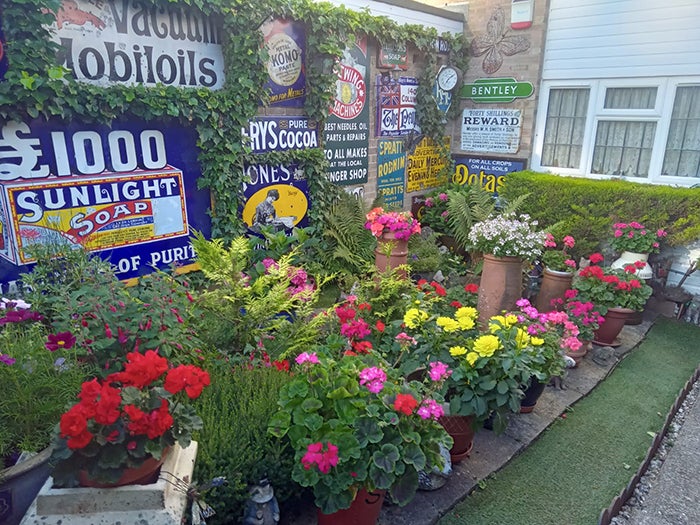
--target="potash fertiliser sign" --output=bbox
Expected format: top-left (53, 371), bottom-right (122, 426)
top-left (47, 0), bottom-right (225, 89)
top-left (0, 119), bottom-right (212, 293)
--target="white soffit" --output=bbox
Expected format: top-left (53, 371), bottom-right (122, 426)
top-left (322, 0), bottom-right (464, 35)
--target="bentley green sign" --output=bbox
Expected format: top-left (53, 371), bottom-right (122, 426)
top-left (460, 77), bottom-right (534, 103)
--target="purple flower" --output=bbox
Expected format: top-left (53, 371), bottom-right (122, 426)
top-left (0, 354), bottom-right (16, 366)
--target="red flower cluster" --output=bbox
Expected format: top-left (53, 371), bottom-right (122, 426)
top-left (59, 350), bottom-right (210, 450)
top-left (416, 279), bottom-right (447, 297)
top-left (393, 393), bottom-right (418, 415)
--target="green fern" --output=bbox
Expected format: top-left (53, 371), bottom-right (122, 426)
top-left (446, 185), bottom-right (498, 250)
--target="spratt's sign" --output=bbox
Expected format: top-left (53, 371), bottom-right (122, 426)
top-left (47, 0), bottom-right (225, 89)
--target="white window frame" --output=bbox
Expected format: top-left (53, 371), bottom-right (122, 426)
top-left (532, 76), bottom-right (700, 186)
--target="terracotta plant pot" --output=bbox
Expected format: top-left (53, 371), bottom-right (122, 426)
top-left (78, 448), bottom-right (170, 488)
top-left (375, 230), bottom-right (409, 275)
top-left (477, 254), bottom-right (524, 326)
top-left (535, 268), bottom-right (574, 313)
top-left (316, 488), bottom-right (386, 525)
top-left (438, 415), bottom-right (476, 464)
top-left (593, 307), bottom-right (635, 347)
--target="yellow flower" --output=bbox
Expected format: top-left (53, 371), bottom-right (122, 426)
top-left (488, 314), bottom-right (518, 333)
top-left (473, 334), bottom-right (501, 357)
top-left (466, 352), bottom-right (480, 366)
top-left (458, 316), bottom-right (476, 330)
top-left (449, 345), bottom-right (468, 356)
top-left (437, 316), bottom-right (460, 332)
top-left (531, 336), bottom-right (544, 346)
top-left (515, 328), bottom-right (531, 349)
top-left (455, 306), bottom-right (478, 320)
top-left (404, 308), bottom-right (428, 328)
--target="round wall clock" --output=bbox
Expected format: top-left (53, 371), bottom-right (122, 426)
top-left (437, 66), bottom-right (459, 91)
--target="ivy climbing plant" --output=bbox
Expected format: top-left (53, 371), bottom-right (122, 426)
top-left (0, 0), bottom-right (466, 239)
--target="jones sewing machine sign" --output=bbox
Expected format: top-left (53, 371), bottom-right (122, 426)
top-left (0, 119), bottom-right (212, 292)
top-left (324, 38), bottom-right (370, 186)
top-left (45, 0), bottom-right (225, 89)
top-left (241, 117), bottom-right (315, 233)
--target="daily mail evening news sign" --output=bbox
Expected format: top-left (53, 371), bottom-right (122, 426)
top-left (47, 0), bottom-right (225, 89)
top-left (240, 117), bottom-right (318, 232)
top-left (0, 119), bottom-right (212, 292)
top-left (262, 18), bottom-right (306, 107)
top-left (452, 156), bottom-right (526, 195)
top-left (324, 38), bottom-right (370, 186)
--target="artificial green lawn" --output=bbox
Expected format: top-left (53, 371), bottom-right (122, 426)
top-left (439, 318), bottom-right (700, 525)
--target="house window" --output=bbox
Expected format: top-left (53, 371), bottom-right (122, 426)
top-left (591, 121), bottom-right (656, 177)
top-left (662, 85), bottom-right (700, 178)
top-left (541, 88), bottom-right (589, 168)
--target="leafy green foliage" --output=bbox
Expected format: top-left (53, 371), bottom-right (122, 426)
top-left (193, 363), bottom-right (298, 525)
top-left (190, 232), bottom-right (328, 359)
top-left (500, 171), bottom-right (700, 258)
top-left (1, 0), bottom-right (462, 241)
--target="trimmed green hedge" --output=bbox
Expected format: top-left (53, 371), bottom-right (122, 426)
top-left (500, 171), bottom-right (700, 259)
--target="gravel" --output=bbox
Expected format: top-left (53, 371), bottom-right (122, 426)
top-left (610, 380), bottom-right (700, 524)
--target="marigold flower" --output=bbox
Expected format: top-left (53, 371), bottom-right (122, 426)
top-left (436, 316), bottom-right (460, 332)
top-left (466, 352), bottom-right (480, 366)
top-left (449, 345), bottom-right (468, 356)
top-left (403, 308), bottom-right (428, 328)
top-left (473, 334), bottom-right (501, 357)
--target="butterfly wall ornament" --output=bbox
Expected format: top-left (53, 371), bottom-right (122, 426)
top-left (470, 7), bottom-right (530, 74)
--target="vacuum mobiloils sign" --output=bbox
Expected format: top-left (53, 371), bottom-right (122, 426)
top-left (47, 0), bottom-right (225, 89)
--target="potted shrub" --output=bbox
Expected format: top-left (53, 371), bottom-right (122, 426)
top-left (571, 254), bottom-right (653, 346)
top-left (267, 305), bottom-right (451, 522)
top-left (467, 213), bottom-right (546, 324)
top-left (0, 299), bottom-right (90, 525)
top-left (365, 207), bottom-right (421, 273)
top-left (536, 233), bottom-right (578, 312)
top-left (50, 349), bottom-right (210, 487)
top-left (609, 221), bottom-right (667, 279)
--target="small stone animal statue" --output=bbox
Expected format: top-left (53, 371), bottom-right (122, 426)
top-left (243, 479), bottom-right (280, 525)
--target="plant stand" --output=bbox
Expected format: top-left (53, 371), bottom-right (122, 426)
top-left (20, 442), bottom-right (197, 525)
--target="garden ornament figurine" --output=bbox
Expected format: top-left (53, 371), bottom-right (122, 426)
top-left (243, 478), bottom-right (280, 525)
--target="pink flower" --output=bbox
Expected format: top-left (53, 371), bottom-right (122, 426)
top-left (425, 197), bottom-right (434, 207)
top-left (417, 399), bottom-right (444, 420)
top-left (564, 289), bottom-right (578, 299)
top-left (438, 192), bottom-right (448, 202)
top-left (428, 361), bottom-right (452, 382)
top-left (657, 229), bottom-right (667, 237)
top-left (614, 229), bottom-right (624, 238)
top-left (395, 332), bottom-right (417, 345)
top-left (563, 236), bottom-right (575, 248)
top-left (630, 221), bottom-right (643, 229)
top-left (544, 233), bottom-right (557, 248)
top-left (564, 259), bottom-right (577, 268)
top-left (295, 352), bottom-right (319, 365)
top-left (589, 253), bottom-right (604, 264)
top-left (359, 367), bottom-right (387, 393)
top-left (301, 442), bottom-right (339, 474)
top-left (341, 318), bottom-right (371, 339)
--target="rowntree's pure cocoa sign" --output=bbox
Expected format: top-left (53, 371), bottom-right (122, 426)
top-left (46, 0), bottom-right (225, 89)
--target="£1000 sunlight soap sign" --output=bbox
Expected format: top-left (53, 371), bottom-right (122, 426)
top-left (45, 0), bottom-right (225, 89)
top-left (0, 119), bottom-right (212, 292)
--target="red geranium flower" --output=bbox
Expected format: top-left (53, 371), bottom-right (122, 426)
top-left (465, 283), bottom-right (479, 294)
top-left (393, 393), bottom-right (418, 415)
top-left (164, 364), bottom-right (211, 399)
